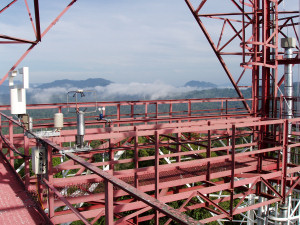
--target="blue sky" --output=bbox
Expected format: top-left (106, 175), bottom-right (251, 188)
top-left (0, 0), bottom-right (297, 87)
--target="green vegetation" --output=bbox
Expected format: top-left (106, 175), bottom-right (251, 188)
top-left (0, 86), bottom-right (266, 224)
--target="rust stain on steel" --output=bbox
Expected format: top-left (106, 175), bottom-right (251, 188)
top-left (65, 152), bottom-right (202, 225)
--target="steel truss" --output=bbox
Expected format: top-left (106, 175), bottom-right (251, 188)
top-left (0, 99), bottom-right (299, 224)
top-left (183, 1), bottom-right (300, 224)
top-left (184, 0), bottom-right (300, 118)
top-left (0, 0), bottom-right (300, 224)
top-left (0, 0), bottom-right (78, 85)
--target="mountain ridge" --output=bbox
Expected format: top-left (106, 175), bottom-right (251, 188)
top-left (37, 78), bottom-right (112, 89)
top-left (184, 80), bottom-right (217, 88)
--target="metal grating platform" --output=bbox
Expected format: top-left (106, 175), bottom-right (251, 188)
top-left (0, 152), bottom-right (51, 225)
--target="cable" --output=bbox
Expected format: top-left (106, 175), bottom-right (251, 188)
top-left (0, 130), bottom-right (30, 158)
top-left (35, 175), bottom-right (45, 210)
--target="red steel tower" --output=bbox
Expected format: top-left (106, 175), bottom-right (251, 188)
top-left (0, 1), bottom-right (299, 224)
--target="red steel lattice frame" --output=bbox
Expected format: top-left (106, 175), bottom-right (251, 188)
top-left (184, 0), bottom-right (300, 118)
top-left (0, 0), bottom-right (78, 86)
top-left (0, 0), bottom-right (299, 224)
top-left (0, 99), bottom-right (300, 224)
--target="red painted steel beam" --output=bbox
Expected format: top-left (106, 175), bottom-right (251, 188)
top-left (0, 0), bottom-right (17, 14)
top-left (50, 180), bottom-right (252, 210)
top-left (184, 0), bottom-right (251, 113)
top-left (49, 181), bottom-right (259, 223)
top-left (50, 158), bottom-right (277, 193)
top-left (197, 191), bottom-right (230, 218)
top-left (105, 177), bottom-right (114, 225)
top-left (0, 129), bottom-right (30, 158)
top-left (201, 198), bottom-right (281, 223)
top-left (55, 152), bottom-right (257, 177)
top-left (0, 98), bottom-right (252, 111)
top-left (65, 152), bottom-right (202, 225)
top-left (33, 0), bottom-right (41, 41)
top-left (160, 167), bottom-right (290, 204)
top-left (0, 41), bottom-right (35, 87)
top-left (286, 177), bottom-right (300, 196)
top-left (2, 109), bottom-right (300, 223)
top-left (0, 0), bottom-right (78, 86)
top-left (41, 0), bottom-right (77, 38)
top-left (0, 34), bottom-right (37, 44)
top-left (24, 0), bottom-right (37, 36)
top-left (277, 58), bottom-right (300, 65)
top-left (43, 178), bottom-right (91, 225)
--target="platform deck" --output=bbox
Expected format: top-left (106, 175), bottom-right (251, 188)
top-left (0, 153), bottom-right (50, 225)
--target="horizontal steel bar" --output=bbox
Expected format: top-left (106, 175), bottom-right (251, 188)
top-left (43, 178), bottom-right (91, 225)
top-left (65, 152), bottom-right (202, 225)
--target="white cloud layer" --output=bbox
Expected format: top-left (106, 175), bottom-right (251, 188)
top-left (28, 81), bottom-right (199, 103)
top-left (95, 81), bottom-right (198, 100)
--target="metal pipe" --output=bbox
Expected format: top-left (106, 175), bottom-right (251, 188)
top-left (76, 111), bottom-right (85, 148)
top-left (77, 111), bottom-right (85, 136)
top-left (282, 39), bottom-right (295, 163)
top-left (280, 37), bottom-right (296, 225)
top-left (284, 47), bottom-right (294, 121)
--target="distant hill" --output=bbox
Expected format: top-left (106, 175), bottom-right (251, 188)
top-left (37, 78), bottom-right (112, 89)
top-left (184, 80), bottom-right (217, 88)
top-left (1, 78), bottom-right (299, 105)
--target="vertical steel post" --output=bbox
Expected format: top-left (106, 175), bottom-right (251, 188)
top-left (131, 104), bottom-right (134, 126)
top-left (230, 125), bottom-right (236, 218)
top-left (176, 132), bottom-right (181, 163)
top-left (188, 100), bottom-right (191, 122)
top-left (105, 177), bottom-right (114, 225)
top-left (106, 139), bottom-right (114, 225)
top-left (33, 0), bottom-right (41, 41)
top-left (155, 131), bottom-right (160, 224)
top-left (9, 119), bottom-right (14, 166)
top-left (155, 103), bottom-right (158, 120)
top-left (131, 104), bottom-right (134, 118)
top-left (257, 120), bottom-right (264, 225)
top-left (169, 103), bottom-right (172, 120)
top-left (252, 0), bottom-right (259, 117)
top-left (0, 115), bottom-right (2, 152)
top-left (271, 1), bottom-right (279, 119)
top-left (134, 131), bottom-right (139, 224)
top-left (47, 144), bottom-right (54, 218)
top-left (206, 122), bottom-right (211, 207)
top-left (280, 119), bottom-right (289, 224)
top-left (242, 0), bottom-right (245, 64)
top-left (117, 104), bottom-right (120, 122)
top-left (24, 134), bottom-right (30, 190)
top-left (109, 139), bottom-right (114, 171)
top-left (134, 131), bottom-right (139, 188)
top-left (145, 102), bottom-right (148, 119)
top-left (261, 0), bottom-right (270, 118)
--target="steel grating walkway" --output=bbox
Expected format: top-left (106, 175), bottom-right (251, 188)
top-left (56, 156), bottom-right (278, 196)
top-left (0, 153), bottom-right (51, 225)
top-left (118, 156), bottom-right (277, 188)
